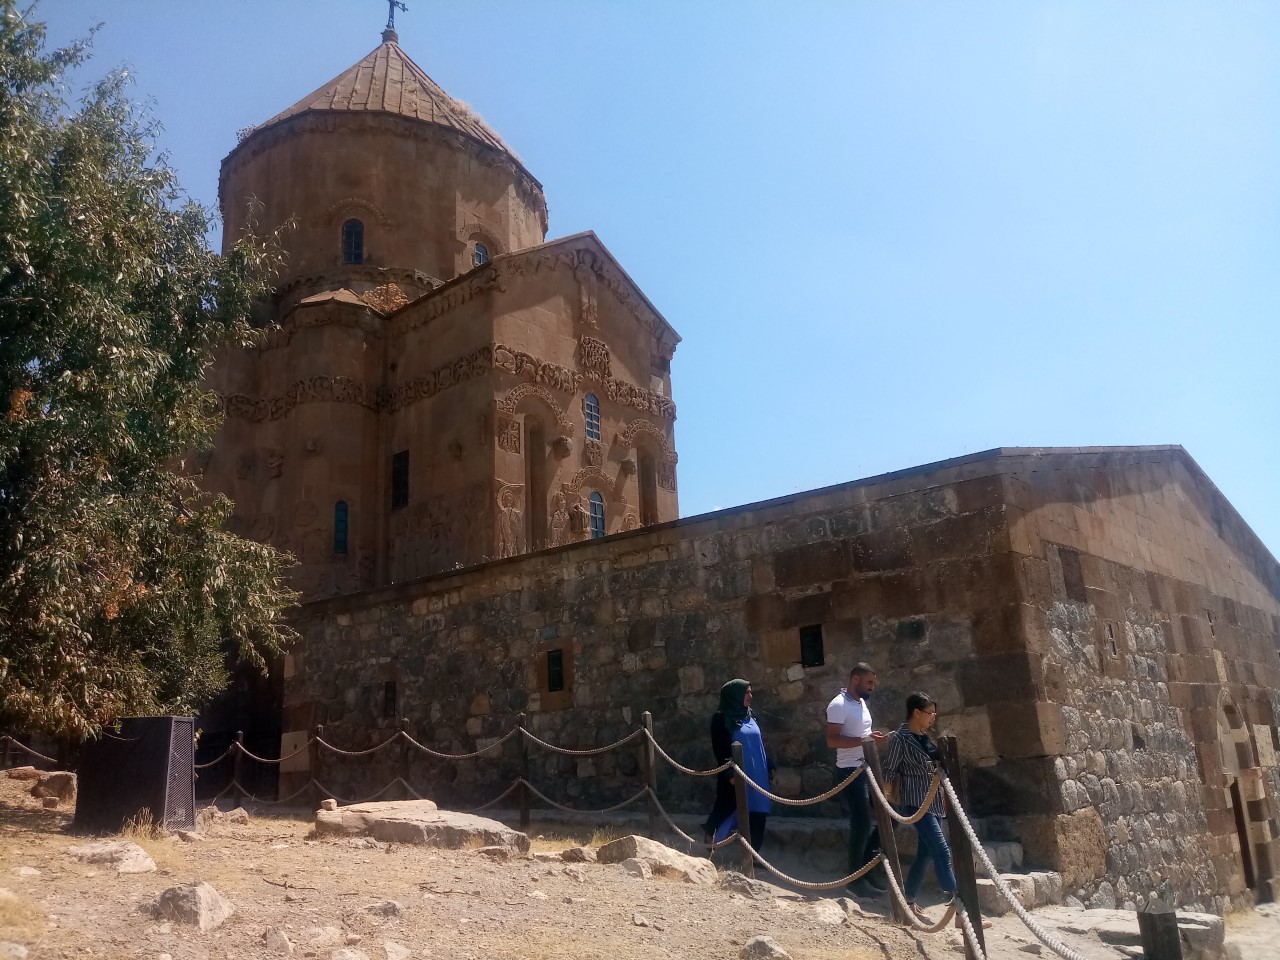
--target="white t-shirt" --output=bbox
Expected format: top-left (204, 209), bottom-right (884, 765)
top-left (827, 689), bottom-right (873, 768)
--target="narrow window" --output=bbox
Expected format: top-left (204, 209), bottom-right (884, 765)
top-left (588, 491), bottom-right (606, 539)
top-left (383, 681), bottom-right (397, 718)
top-left (473, 242), bottom-right (489, 266)
top-left (547, 649), bottom-right (565, 693)
top-left (334, 501), bottom-right (349, 554)
top-left (1207, 610), bottom-right (1216, 638)
top-left (341, 219), bottom-right (364, 264)
top-left (799, 624), bottom-right (825, 667)
top-left (584, 393), bottom-right (601, 442)
top-left (639, 452), bottom-right (658, 526)
top-left (1106, 623), bottom-right (1118, 658)
top-left (390, 450), bottom-right (409, 509)
top-left (525, 420), bottom-right (547, 549)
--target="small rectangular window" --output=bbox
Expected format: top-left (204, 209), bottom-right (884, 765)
top-left (1206, 609), bottom-right (1216, 638)
top-left (383, 681), bottom-right (397, 718)
top-left (1105, 623), bottom-right (1118, 659)
top-left (547, 649), bottom-right (565, 692)
top-left (390, 450), bottom-right (409, 509)
top-left (799, 624), bottom-right (824, 667)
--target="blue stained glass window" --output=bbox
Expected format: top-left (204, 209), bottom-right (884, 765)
top-left (585, 393), bottom-right (601, 441)
top-left (334, 501), bottom-right (349, 554)
top-left (588, 491), bottom-right (606, 539)
top-left (473, 242), bottom-right (489, 266)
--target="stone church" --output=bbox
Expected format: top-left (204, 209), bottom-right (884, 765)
top-left (202, 28), bottom-right (1280, 914)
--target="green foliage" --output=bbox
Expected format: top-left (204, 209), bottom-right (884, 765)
top-left (0, 3), bottom-right (297, 739)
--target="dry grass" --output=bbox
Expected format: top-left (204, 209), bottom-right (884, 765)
top-left (589, 825), bottom-right (623, 847)
top-left (116, 810), bottom-right (185, 872)
top-left (0, 888), bottom-right (43, 941)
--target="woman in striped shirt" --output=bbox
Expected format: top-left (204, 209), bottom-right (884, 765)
top-left (884, 692), bottom-right (956, 924)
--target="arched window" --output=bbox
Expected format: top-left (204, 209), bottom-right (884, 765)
top-left (473, 242), bottom-right (489, 266)
top-left (584, 393), bottom-right (601, 441)
top-left (588, 492), bottom-right (606, 539)
top-left (334, 501), bottom-right (349, 554)
top-left (341, 219), bottom-right (364, 264)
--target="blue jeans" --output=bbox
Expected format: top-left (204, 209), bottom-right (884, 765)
top-left (903, 812), bottom-right (957, 901)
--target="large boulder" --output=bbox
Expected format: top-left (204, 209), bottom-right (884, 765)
top-left (149, 881), bottom-right (234, 931)
top-left (596, 835), bottom-right (717, 885)
top-left (67, 840), bottom-right (156, 874)
top-left (4, 767), bottom-right (41, 781)
top-left (31, 771), bottom-right (76, 802)
top-left (314, 800), bottom-right (527, 853)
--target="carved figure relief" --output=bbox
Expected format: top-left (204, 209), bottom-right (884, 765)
top-left (574, 259), bottom-right (599, 329)
top-left (619, 418), bottom-right (678, 463)
top-left (552, 436), bottom-right (574, 460)
top-left (495, 382), bottom-right (573, 432)
top-left (496, 415), bottom-right (521, 453)
top-left (549, 493), bottom-right (570, 547)
top-left (293, 499), bottom-right (319, 528)
top-left (569, 500), bottom-right (590, 541)
top-left (567, 466), bottom-right (615, 496)
top-left (578, 336), bottom-right (612, 380)
top-left (265, 450), bottom-right (283, 478)
top-left (584, 439), bottom-right (603, 467)
top-left (496, 483), bottom-right (525, 559)
top-left (494, 343), bottom-right (582, 395)
top-left (304, 437), bottom-right (323, 455)
top-left (622, 513), bottom-right (640, 531)
top-left (658, 462), bottom-right (677, 491)
top-left (363, 283), bottom-right (410, 313)
top-left (250, 514), bottom-right (276, 542)
top-left (235, 453), bottom-right (254, 480)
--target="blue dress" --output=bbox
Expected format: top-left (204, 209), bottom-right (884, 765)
top-left (712, 716), bottom-right (772, 843)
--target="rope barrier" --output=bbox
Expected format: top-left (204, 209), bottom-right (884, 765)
top-left (643, 787), bottom-right (701, 846)
top-left (865, 768), bottom-right (945, 825)
top-left (218, 779), bottom-right (319, 806)
top-left (235, 739), bottom-right (313, 765)
top-left (941, 778), bottom-right (1090, 960)
top-left (312, 777), bottom-right (429, 805)
top-left (956, 905), bottom-right (989, 960)
top-left (401, 728), bottom-right (519, 760)
top-left (644, 730), bottom-right (732, 777)
top-left (315, 734), bottom-right (401, 758)
top-left (193, 745), bottom-right (236, 770)
top-left (876, 848), bottom-right (960, 934)
top-left (1, 736), bottom-right (58, 765)
top-left (466, 779), bottom-right (523, 814)
top-left (520, 727), bottom-right (642, 757)
top-left (738, 835), bottom-right (884, 891)
top-left (520, 778), bottom-right (650, 816)
top-left (727, 762), bottom-right (865, 806)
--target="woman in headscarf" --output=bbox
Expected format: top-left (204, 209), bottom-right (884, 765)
top-left (702, 678), bottom-right (773, 851)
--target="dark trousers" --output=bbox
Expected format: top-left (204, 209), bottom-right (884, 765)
top-left (846, 768), bottom-right (877, 875)
top-left (903, 812), bottom-right (956, 901)
top-left (704, 774), bottom-right (769, 852)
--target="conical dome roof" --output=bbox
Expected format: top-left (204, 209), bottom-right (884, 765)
top-left (244, 32), bottom-right (525, 170)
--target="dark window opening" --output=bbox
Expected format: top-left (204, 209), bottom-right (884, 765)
top-left (547, 649), bottom-right (565, 693)
top-left (473, 242), bottom-right (489, 266)
top-left (639, 452), bottom-right (658, 526)
top-left (526, 420), bottom-right (547, 549)
top-left (334, 501), bottom-right (349, 554)
top-left (1106, 622), bottom-right (1118, 658)
top-left (342, 218), bottom-right (365, 264)
top-left (799, 624), bottom-right (825, 667)
top-left (584, 393), bottom-right (601, 442)
top-left (391, 450), bottom-right (409, 509)
top-left (383, 681), bottom-right (397, 718)
top-left (588, 491), bottom-right (606, 539)
top-left (1207, 609), bottom-right (1216, 637)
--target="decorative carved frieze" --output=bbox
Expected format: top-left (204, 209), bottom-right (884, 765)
top-left (493, 343), bottom-right (582, 394)
top-left (495, 383), bottom-right (573, 432)
top-left (567, 466), bottom-right (615, 496)
top-left (619, 418), bottom-right (678, 463)
top-left (578, 336), bottom-right (611, 379)
top-left (583, 439), bottom-right (603, 467)
top-left (217, 376), bottom-right (381, 423)
top-left (658, 462), bottom-right (677, 491)
top-left (496, 482), bottom-right (524, 559)
top-left (385, 345), bottom-right (494, 413)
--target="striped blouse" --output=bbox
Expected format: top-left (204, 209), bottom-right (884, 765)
top-left (883, 722), bottom-right (946, 819)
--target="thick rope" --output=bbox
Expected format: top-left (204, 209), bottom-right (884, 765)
top-left (644, 730), bottom-right (732, 777)
top-left (235, 739), bottom-right (313, 765)
top-left (466, 779), bottom-right (523, 813)
top-left (193, 746), bottom-right (235, 770)
top-left (520, 727), bottom-right (642, 757)
top-left (866, 768), bottom-right (945, 824)
top-left (644, 787), bottom-right (700, 846)
top-left (520, 778), bottom-right (649, 815)
top-left (877, 847), bottom-right (959, 933)
top-left (942, 778), bottom-right (1090, 960)
top-left (738, 835), bottom-right (884, 891)
top-left (315, 734), bottom-right (401, 758)
top-left (728, 762), bottom-right (865, 806)
top-left (2, 737), bottom-right (58, 764)
top-left (957, 905), bottom-right (989, 960)
top-left (313, 777), bottom-right (427, 805)
top-left (401, 728), bottom-right (519, 760)
top-left (218, 778), bottom-right (319, 806)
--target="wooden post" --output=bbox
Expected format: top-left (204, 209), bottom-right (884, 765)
top-left (864, 739), bottom-right (909, 925)
top-left (641, 712), bottom-right (658, 840)
top-left (939, 735), bottom-right (986, 960)
top-left (730, 741), bottom-right (754, 877)
top-left (397, 718), bottom-right (411, 799)
top-left (311, 724), bottom-right (325, 809)
top-left (517, 713), bottom-right (530, 830)
top-left (0, 736), bottom-right (11, 770)
top-left (232, 731), bottom-right (245, 808)
top-left (1137, 899), bottom-right (1184, 960)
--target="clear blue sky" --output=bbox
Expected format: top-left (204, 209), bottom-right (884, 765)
top-left (39, 1), bottom-right (1280, 558)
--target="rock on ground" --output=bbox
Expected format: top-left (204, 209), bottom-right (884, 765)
top-left (0, 943), bottom-right (29, 960)
top-left (383, 942), bottom-right (412, 960)
top-left (30, 771), bottom-right (76, 801)
top-left (314, 800), bottom-right (529, 853)
top-left (4, 767), bottom-right (41, 781)
top-left (67, 840), bottom-right (156, 874)
top-left (149, 881), bottom-right (235, 931)
top-left (721, 871), bottom-right (773, 900)
top-left (596, 835), bottom-right (717, 885)
top-left (561, 845), bottom-right (597, 863)
top-left (262, 926), bottom-right (294, 955)
top-left (741, 935), bottom-right (791, 960)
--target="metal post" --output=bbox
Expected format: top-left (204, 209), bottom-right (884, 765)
top-left (730, 741), bottom-right (754, 877)
top-left (641, 712), bottom-right (658, 840)
top-left (863, 739), bottom-right (909, 925)
top-left (939, 735), bottom-right (985, 960)
top-left (1137, 900), bottom-right (1184, 960)
top-left (398, 718), bottom-right (410, 799)
top-left (233, 731), bottom-right (245, 808)
top-left (517, 713), bottom-right (530, 830)
top-left (311, 724), bottom-right (325, 808)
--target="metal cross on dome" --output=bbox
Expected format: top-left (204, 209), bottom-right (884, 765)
top-left (385, 0), bottom-right (408, 31)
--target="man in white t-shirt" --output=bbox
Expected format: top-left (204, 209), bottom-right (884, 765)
top-left (826, 662), bottom-right (887, 896)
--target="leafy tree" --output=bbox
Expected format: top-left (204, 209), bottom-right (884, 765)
top-left (0, 3), bottom-right (296, 739)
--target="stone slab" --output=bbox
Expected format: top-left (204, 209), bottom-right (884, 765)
top-left (313, 800), bottom-right (528, 853)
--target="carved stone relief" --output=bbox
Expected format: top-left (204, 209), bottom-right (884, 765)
top-left (495, 382), bottom-right (573, 432)
top-left (658, 463), bottom-right (677, 491)
top-left (294, 500), bottom-right (319, 529)
top-left (250, 514), bottom-right (276, 541)
top-left (567, 466), bottom-right (615, 496)
top-left (265, 450), bottom-right (283, 478)
top-left (622, 513), bottom-right (640, 531)
top-left (496, 415), bottom-right (521, 453)
top-left (578, 336), bottom-right (612, 380)
top-left (493, 343), bottom-right (582, 395)
top-left (552, 436), bottom-right (574, 459)
top-left (583, 439), bottom-right (603, 467)
top-left (235, 453), bottom-right (254, 480)
top-left (496, 483), bottom-right (525, 559)
top-left (549, 492), bottom-right (570, 548)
